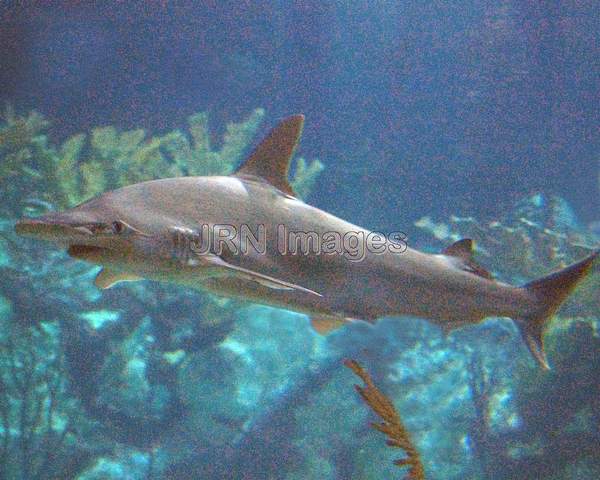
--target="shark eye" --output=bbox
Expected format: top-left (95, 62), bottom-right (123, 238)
top-left (111, 221), bottom-right (125, 234)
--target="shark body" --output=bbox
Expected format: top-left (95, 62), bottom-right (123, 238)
top-left (16, 115), bottom-right (597, 369)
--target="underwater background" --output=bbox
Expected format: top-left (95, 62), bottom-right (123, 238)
top-left (0, 1), bottom-right (599, 479)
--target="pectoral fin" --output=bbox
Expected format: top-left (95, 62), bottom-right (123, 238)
top-left (204, 254), bottom-right (322, 297)
top-left (439, 320), bottom-right (470, 336)
top-left (95, 268), bottom-right (143, 289)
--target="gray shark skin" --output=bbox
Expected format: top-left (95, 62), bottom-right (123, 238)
top-left (16, 115), bottom-right (598, 369)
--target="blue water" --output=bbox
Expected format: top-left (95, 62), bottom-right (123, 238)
top-left (1, 2), bottom-right (599, 479)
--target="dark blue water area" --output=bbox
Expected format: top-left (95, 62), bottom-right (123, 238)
top-left (1, 0), bottom-right (598, 233)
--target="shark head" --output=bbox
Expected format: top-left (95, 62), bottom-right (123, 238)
top-left (14, 114), bottom-right (309, 291)
top-left (14, 191), bottom-right (170, 286)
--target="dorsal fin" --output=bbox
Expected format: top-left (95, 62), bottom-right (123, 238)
top-left (234, 114), bottom-right (304, 196)
top-left (442, 239), bottom-right (493, 280)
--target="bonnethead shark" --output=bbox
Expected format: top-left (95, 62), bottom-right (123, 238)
top-left (16, 115), bottom-right (598, 369)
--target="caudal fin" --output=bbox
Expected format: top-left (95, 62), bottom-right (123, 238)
top-left (518, 250), bottom-right (598, 369)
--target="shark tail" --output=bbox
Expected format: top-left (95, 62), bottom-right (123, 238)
top-left (517, 250), bottom-right (598, 370)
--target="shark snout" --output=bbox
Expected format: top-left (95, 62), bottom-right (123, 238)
top-left (15, 212), bottom-right (97, 242)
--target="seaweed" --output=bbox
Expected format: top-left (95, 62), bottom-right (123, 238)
top-left (344, 359), bottom-right (425, 480)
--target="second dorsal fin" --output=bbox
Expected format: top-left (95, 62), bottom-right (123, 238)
top-left (234, 114), bottom-right (304, 196)
top-left (442, 238), bottom-right (474, 260)
top-left (442, 239), bottom-right (493, 280)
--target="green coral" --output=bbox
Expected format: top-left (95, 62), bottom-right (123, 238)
top-left (291, 157), bottom-right (325, 199)
top-left (0, 108), bottom-right (324, 217)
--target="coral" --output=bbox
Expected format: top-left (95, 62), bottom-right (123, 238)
top-left (415, 194), bottom-right (599, 317)
top-left (461, 322), bottom-right (600, 480)
top-left (290, 156), bottom-right (325, 199)
top-left (0, 108), bottom-right (324, 217)
top-left (344, 358), bottom-right (425, 480)
top-left (508, 318), bottom-right (600, 476)
top-left (463, 346), bottom-right (510, 479)
top-left (149, 108), bottom-right (266, 179)
top-left (0, 225), bottom-right (242, 475)
top-left (0, 104), bottom-right (327, 477)
top-left (0, 320), bottom-right (98, 479)
top-left (414, 195), bottom-right (600, 477)
top-left (0, 107), bottom-right (48, 154)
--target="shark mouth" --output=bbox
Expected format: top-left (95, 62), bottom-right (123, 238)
top-left (67, 245), bottom-right (107, 260)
